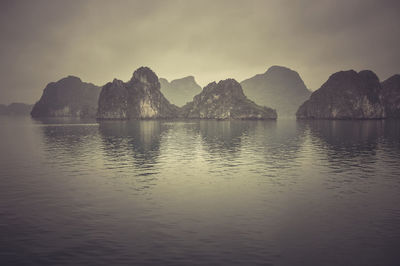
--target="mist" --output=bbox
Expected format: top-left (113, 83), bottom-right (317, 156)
top-left (1, 0), bottom-right (399, 104)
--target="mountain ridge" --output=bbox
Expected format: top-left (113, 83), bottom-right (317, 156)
top-left (241, 65), bottom-right (311, 117)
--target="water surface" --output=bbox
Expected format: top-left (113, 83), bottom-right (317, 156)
top-left (1, 116), bottom-right (400, 265)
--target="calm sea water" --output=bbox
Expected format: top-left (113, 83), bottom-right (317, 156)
top-left (1, 116), bottom-right (400, 265)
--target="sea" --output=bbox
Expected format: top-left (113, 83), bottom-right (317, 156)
top-left (1, 116), bottom-right (400, 265)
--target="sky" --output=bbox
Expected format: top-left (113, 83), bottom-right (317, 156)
top-left (0, 0), bottom-right (399, 104)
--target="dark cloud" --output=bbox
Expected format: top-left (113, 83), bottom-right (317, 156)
top-left (0, 0), bottom-right (399, 104)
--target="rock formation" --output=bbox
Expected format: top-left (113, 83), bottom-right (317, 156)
top-left (159, 76), bottom-right (202, 106)
top-left (181, 79), bottom-right (277, 120)
top-left (31, 76), bottom-right (100, 118)
top-left (296, 70), bottom-right (385, 119)
top-left (0, 103), bottom-right (33, 115)
top-left (241, 66), bottom-right (311, 117)
top-left (97, 67), bottom-right (179, 119)
top-left (381, 74), bottom-right (400, 118)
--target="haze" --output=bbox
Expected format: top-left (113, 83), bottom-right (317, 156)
top-left (1, 0), bottom-right (399, 104)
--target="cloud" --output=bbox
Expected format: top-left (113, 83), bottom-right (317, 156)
top-left (0, 0), bottom-right (399, 103)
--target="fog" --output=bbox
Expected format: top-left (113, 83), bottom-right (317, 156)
top-left (0, 0), bottom-right (399, 104)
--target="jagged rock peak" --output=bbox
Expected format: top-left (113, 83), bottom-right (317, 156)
top-left (200, 78), bottom-right (240, 93)
top-left (181, 78), bottom-right (277, 120)
top-left (327, 69), bottom-right (379, 82)
top-left (218, 78), bottom-right (240, 86)
top-left (326, 70), bottom-right (381, 102)
top-left (97, 66), bottom-right (179, 120)
top-left (204, 78), bottom-right (240, 89)
top-left (325, 70), bottom-right (380, 94)
top-left (130, 66), bottom-right (159, 86)
top-left (205, 81), bottom-right (217, 87)
top-left (296, 69), bottom-right (385, 119)
top-left (112, 78), bottom-right (124, 86)
top-left (325, 70), bottom-right (356, 83)
top-left (215, 78), bottom-right (245, 96)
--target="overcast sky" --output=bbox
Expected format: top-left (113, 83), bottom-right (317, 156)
top-left (1, 0), bottom-right (399, 104)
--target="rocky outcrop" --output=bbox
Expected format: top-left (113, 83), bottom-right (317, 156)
top-left (241, 66), bottom-right (311, 117)
top-left (381, 74), bottom-right (400, 118)
top-left (97, 67), bottom-right (179, 119)
top-left (296, 70), bottom-right (386, 119)
top-left (31, 76), bottom-right (100, 118)
top-left (181, 79), bottom-right (277, 120)
top-left (0, 103), bottom-right (33, 115)
top-left (159, 76), bottom-right (202, 106)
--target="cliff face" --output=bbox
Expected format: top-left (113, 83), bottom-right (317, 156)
top-left (96, 79), bottom-right (129, 119)
top-left (159, 76), bottom-right (202, 107)
top-left (296, 70), bottom-right (385, 119)
top-left (241, 66), bottom-right (311, 117)
top-left (0, 103), bottom-right (33, 115)
top-left (31, 76), bottom-right (100, 118)
top-left (97, 67), bottom-right (179, 119)
top-left (181, 79), bottom-right (277, 120)
top-left (381, 74), bottom-right (400, 118)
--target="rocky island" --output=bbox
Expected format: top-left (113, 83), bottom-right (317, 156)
top-left (181, 79), bottom-right (277, 120)
top-left (296, 70), bottom-right (386, 119)
top-left (159, 76), bottom-right (202, 107)
top-left (381, 74), bottom-right (400, 118)
top-left (97, 67), bottom-right (179, 119)
top-left (31, 76), bottom-right (101, 118)
top-left (0, 103), bottom-right (33, 115)
top-left (30, 66), bottom-right (399, 121)
top-left (241, 66), bottom-right (311, 117)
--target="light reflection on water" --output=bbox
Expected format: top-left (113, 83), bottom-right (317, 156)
top-left (0, 116), bottom-right (400, 265)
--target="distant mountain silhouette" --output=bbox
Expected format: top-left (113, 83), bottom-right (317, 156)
top-left (159, 76), bottom-right (202, 107)
top-left (31, 76), bottom-right (100, 118)
top-left (97, 67), bottom-right (179, 119)
top-left (296, 70), bottom-right (385, 119)
top-left (0, 103), bottom-right (33, 115)
top-left (241, 66), bottom-right (311, 117)
top-left (381, 74), bottom-right (400, 118)
top-left (181, 79), bottom-right (277, 119)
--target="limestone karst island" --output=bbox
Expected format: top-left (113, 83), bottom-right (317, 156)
top-left (27, 66), bottom-right (400, 120)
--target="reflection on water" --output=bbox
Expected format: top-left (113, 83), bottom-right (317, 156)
top-left (383, 119), bottom-right (400, 149)
top-left (302, 120), bottom-right (400, 184)
top-left (305, 120), bottom-right (383, 155)
top-left (99, 121), bottom-right (164, 170)
top-left (197, 120), bottom-right (251, 155)
top-left (254, 120), bottom-right (306, 170)
top-left (41, 124), bottom-right (99, 158)
top-left (1, 117), bottom-right (400, 265)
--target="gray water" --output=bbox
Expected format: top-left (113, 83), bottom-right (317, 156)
top-left (1, 116), bottom-right (400, 266)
